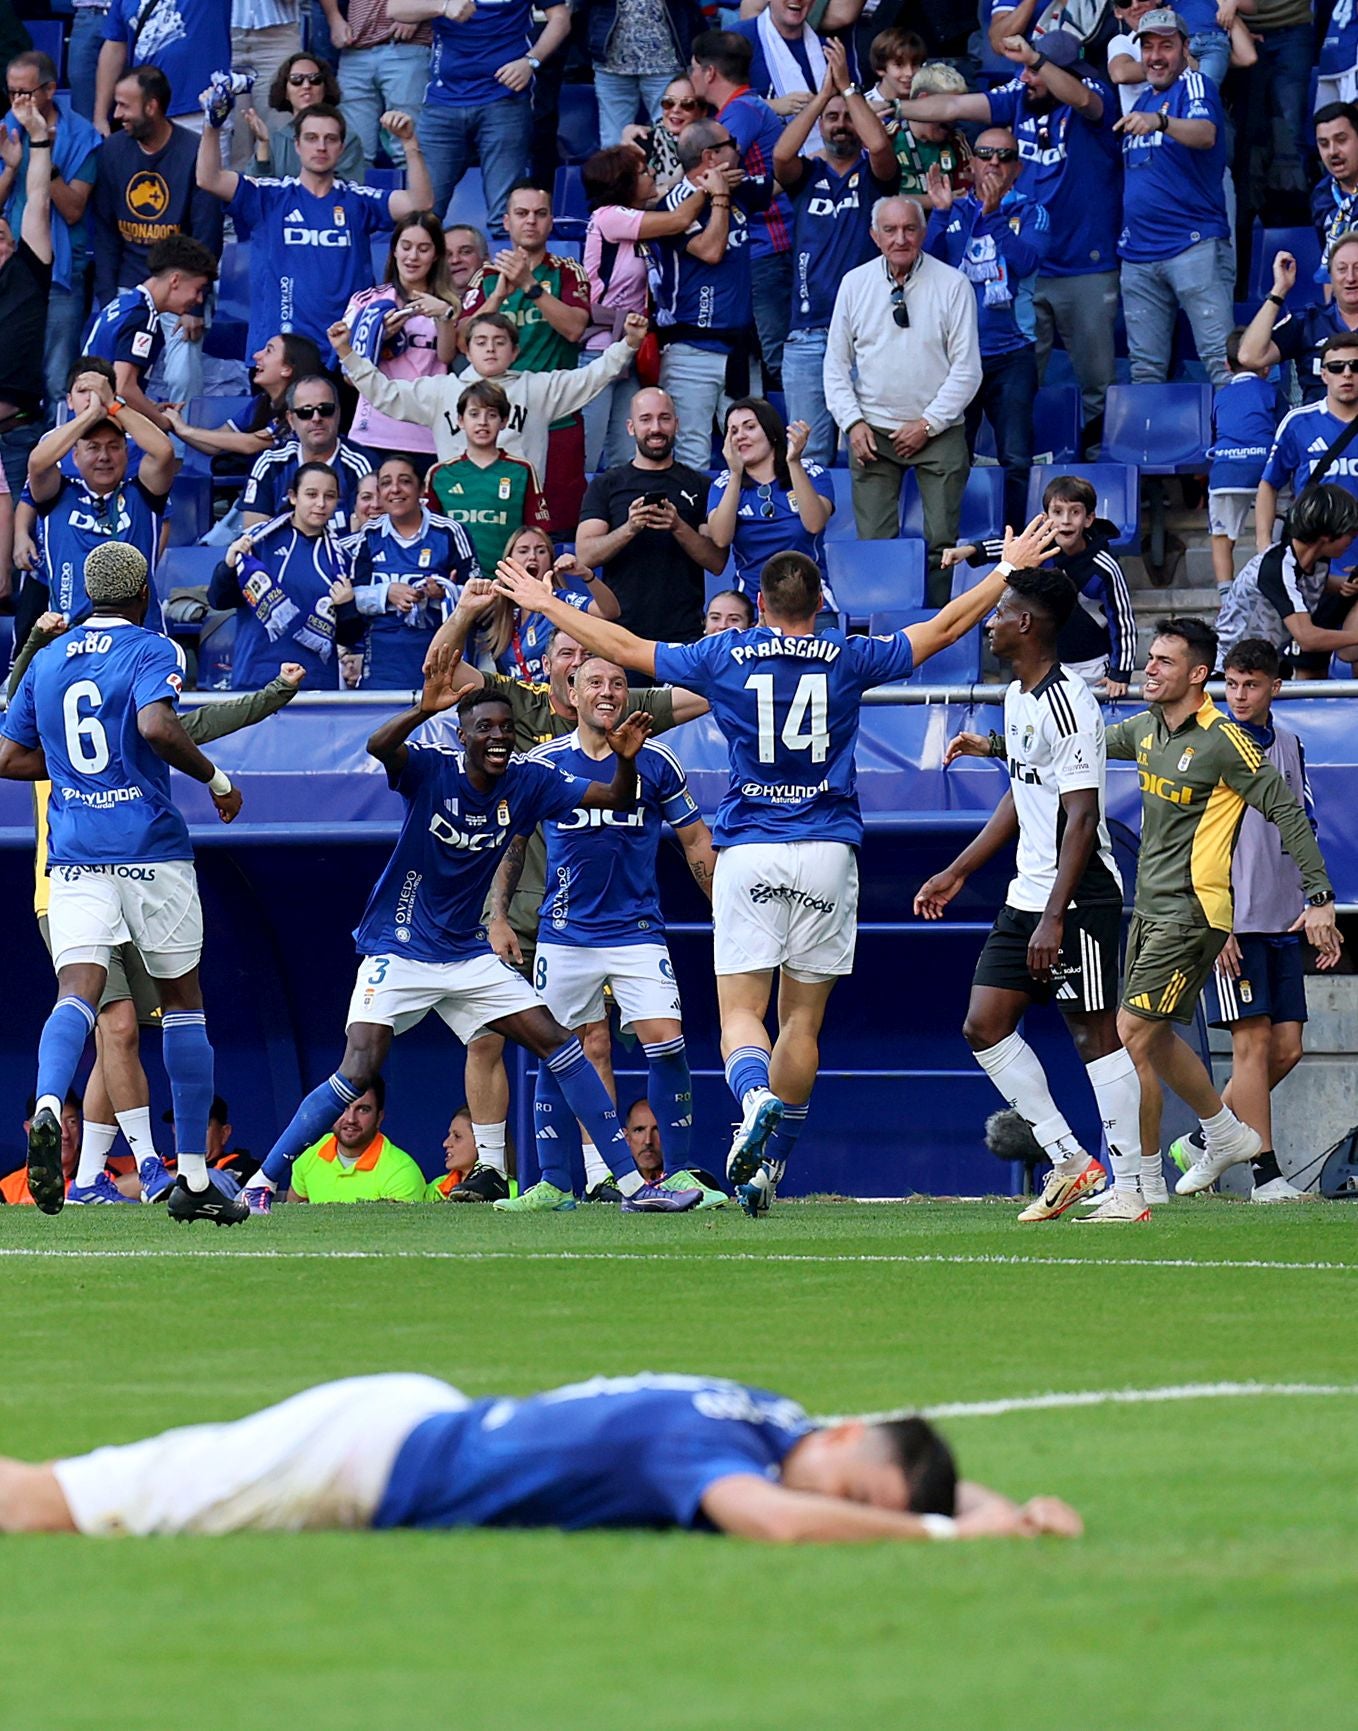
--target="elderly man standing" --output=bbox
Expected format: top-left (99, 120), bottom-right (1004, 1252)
top-left (824, 193), bottom-right (980, 600)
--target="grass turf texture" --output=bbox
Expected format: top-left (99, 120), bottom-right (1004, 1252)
top-left (2, 1201), bottom-right (1355, 1731)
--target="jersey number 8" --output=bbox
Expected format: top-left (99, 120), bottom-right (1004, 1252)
top-left (63, 680), bottom-right (110, 774)
top-left (744, 671), bottom-right (829, 765)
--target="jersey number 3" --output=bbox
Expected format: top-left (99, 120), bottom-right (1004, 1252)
top-left (63, 680), bottom-right (110, 774)
top-left (744, 671), bottom-right (829, 765)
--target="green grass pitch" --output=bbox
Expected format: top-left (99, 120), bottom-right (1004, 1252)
top-left (2, 1199), bottom-right (1355, 1731)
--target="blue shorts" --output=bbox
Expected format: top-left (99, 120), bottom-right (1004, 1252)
top-left (1204, 934), bottom-right (1308, 1028)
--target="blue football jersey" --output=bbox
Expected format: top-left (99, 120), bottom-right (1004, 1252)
top-left (372, 1374), bottom-right (812, 1533)
top-left (227, 177), bottom-right (393, 360)
top-left (241, 438), bottom-right (372, 536)
top-left (352, 743), bottom-right (594, 963)
top-left (206, 513), bottom-right (351, 691)
top-left (1119, 72), bottom-right (1228, 262)
top-left (35, 475), bottom-right (167, 628)
top-left (84, 284), bottom-right (163, 378)
top-left (530, 733), bottom-right (701, 947)
top-left (2, 618), bottom-right (190, 866)
top-left (651, 626), bottom-right (915, 846)
top-left (347, 508), bottom-right (481, 690)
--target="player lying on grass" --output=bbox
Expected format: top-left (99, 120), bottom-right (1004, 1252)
top-left (242, 675), bottom-right (706, 1214)
top-left (0, 1371), bottom-right (1082, 1543)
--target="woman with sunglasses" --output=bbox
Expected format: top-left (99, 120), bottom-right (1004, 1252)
top-left (342, 212), bottom-right (461, 470)
top-left (476, 524), bottom-right (620, 683)
top-left (589, 0), bottom-right (700, 148)
top-left (621, 76), bottom-right (705, 194)
top-left (704, 397), bottom-right (835, 597)
top-left (210, 462), bottom-right (365, 691)
top-left (243, 53), bottom-right (366, 184)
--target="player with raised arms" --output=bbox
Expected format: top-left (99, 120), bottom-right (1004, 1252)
top-left (490, 654), bottom-right (722, 1211)
top-left (0, 544), bottom-right (249, 1225)
top-left (0, 1369), bottom-right (1081, 1544)
top-left (492, 516), bottom-right (1059, 1213)
top-left (240, 674), bottom-right (678, 1213)
top-left (913, 568), bottom-right (1147, 1225)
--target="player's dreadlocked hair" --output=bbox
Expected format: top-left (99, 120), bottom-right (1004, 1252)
top-left (870, 1416), bottom-right (959, 1515)
top-left (84, 542), bottom-right (149, 605)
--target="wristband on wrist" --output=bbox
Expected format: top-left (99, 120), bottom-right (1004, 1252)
top-left (920, 1514), bottom-right (957, 1539)
top-left (993, 559), bottom-right (1015, 578)
top-left (29, 138), bottom-right (53, 150)
top-left (208, 769), bottom-right (232, 797)
top-left (1266, 292), bottom-right (1286, 307)
top-left (1030, 51), bottom-right (1047, 70)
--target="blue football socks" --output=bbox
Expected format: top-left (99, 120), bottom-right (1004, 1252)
top-left (261, 1071), bottom-right (363, 1186)
top-left (643, 1035), bottom-right (693, 1168)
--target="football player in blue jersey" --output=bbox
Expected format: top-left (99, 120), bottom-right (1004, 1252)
top-left (0, 543), bottom-right (250, 1226)
top-left (492, 654), bottom-right (721, 1206)
top-left (16, 366), bottom-right (176, 644)
top-left (0, 1370), bottom-right (1082, 1542)
top-left (241, 674), bottom-right (698, 1215)
top-left (495, 515), bottom-right (1058, 1212)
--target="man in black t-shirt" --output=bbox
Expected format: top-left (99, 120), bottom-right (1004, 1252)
top-left (0, 92), bottom-right (54, 431)
top-left (576, 388), bottom-right (727, 646)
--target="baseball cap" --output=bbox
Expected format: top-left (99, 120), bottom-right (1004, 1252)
top-left (1033, 30), bottom-right (1084, 68)
top-left (1135, 8), bottom-right (1190, 39)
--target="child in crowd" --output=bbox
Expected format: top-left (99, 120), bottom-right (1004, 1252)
top-left (425, 380), bottom-right (552, 588)
top-left (866, 27), bottom-right (927, 116)
top-left (1209, 328), bottom-right (1281, 593)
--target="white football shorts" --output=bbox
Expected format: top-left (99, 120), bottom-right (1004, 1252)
top-left (54, 1375), bottom-right (469, 1536)
top-left (346, 950), bottom-right (544, 1044)
top-left (712, 840), bottom-right (858, 982)
top-left (534, 940), bottom-right (684, 1031)
top-left (46, 858), bottom-right (202, 978)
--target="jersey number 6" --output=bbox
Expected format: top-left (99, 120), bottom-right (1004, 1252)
top-left (63, 680), bottom-right (111, 774)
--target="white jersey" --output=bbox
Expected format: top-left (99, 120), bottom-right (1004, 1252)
top-left (1002, 666), bottom-right (1122, 914)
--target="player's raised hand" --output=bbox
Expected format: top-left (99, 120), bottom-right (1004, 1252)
top-left (488, 914), bottom-right (523, 966)
top-left (417, 664), bottom-right (460, 715)
top-left (623, 313), bottom-right (650, 351)
top-left (495, 555), bottom-right (553, 607)
top-left (1001, 513), bottom-right (1059, 571)
top-left (943, 730), bottom-right (991, 766)
top-left (211, 785), bottom-right (244, 824)
top-left (327, 319), bottom-right (353, 360)
top-left (278, 662), bottom-right (307, 687)
top-left (606, 710), bottom-right (653, 759)
top-left (912, 866), bottom-right (965, 920)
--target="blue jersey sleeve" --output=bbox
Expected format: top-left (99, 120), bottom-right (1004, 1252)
top-left (132, 637), bottom-right (185, 712)
top-left (348, 183), bottom-right (393, 235)
top-left (649, 746), bottom-right (701, 829)
top-left (242, 455), bottom-right (282, 517)
top-left (1261, 421), bottom-right (1297, 489)
top-left (985, 81), bottom-right (1020, 128)
top-left (226, 176), bottom-right (266, 240)
top-left (1, 666), bottom-right (38, 747)
top-left (652, 636), bottom-right (720, 693)
top-left (112, 308), bottom-right (158, 373)
top-left (395, 741), bottom-right (444, 796)
top-left (848, 631), bottom-right (915, 688)
top-left (520, 758), bottom-right (596, 826)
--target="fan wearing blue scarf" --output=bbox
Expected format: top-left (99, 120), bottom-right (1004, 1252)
top-left (208, 462), bottom-right (365, 691)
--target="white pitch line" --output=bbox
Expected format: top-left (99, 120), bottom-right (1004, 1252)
top-left (0, 1247), bottom-right (1354, 1272)
top-left (821, 1381), bottom-right (1358, 1426)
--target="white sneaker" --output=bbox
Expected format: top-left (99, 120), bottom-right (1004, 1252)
top-left (1075, 1187), bottom-right (1151, 1224)
top-left (1174, 1125), bottom-right (1261, 1195)
top-left (1250, 1175), bottom-right (1314, 1203)
top-left (1141, 1170), bottom-right (1171, 1206)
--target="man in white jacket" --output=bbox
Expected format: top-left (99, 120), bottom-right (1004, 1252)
top-left (328, 312), bottom-right (649, 486)
top-left (824, 195), bottom-right (981, 603)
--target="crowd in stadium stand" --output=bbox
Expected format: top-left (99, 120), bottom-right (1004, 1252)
top-left (5, 0), bottom-right (1358, 686)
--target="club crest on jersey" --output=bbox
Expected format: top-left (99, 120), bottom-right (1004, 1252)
top-left (419, 548), bottom-right (432, 567)
top-left (333, 207), bottom-right (346, 226)
top-left (496, 800), bottom-right (511, 826)
top-left (1022, 723), bottom-right (1035, 753)
top-left (1177, 747), bottom-right (1196, 772)
top-left (498, 477), bottom-right (512, 501)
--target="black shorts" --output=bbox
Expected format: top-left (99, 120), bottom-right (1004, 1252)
top-left (973, 902), bottom-right (1122, 1014)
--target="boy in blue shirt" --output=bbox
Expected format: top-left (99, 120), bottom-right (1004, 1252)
top-left (84, 233), bottom-right (218, 431)
top-left (1209, 329), bottom-right (1280, 592)
top-left (0, 541), bottom-right (249, 1227)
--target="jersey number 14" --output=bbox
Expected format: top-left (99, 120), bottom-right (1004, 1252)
top-left (744, 671), bottom-right (829, 765)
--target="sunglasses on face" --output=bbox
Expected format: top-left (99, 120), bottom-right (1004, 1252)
top-left (973, 145), bottom-right (1019, 162)
top-left (890, 284), bottom-right (910, 330)
top-left (288, 71), bottom-right (326, 86)
top-left (1323, 358), bottom-right (1358, 374)
top-left (661, 96), bottom-right (699, 111)
top-left (293, 402), bottom-right (338, 419)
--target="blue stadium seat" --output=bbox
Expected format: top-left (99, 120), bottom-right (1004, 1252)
top-left (28, 22), bottom-right (64, 83)
top-left (1026, 462), bottom-right (1140, 549)
top-left (558, 84), bottom-right (601, 164)
top-left (973, 383), bottom-right (1081, 465)
top-left (155, 544), bottom-right (220, 597)
top-left (867, 610), bottom-right (982, 683)
top-left (552, 165), bottom-right (590, 243)
top-left (825, 539), bottom-right (926, 622)
top-left (1248, 224), bottom-right (1323, 310)
top-left (949, 560), bottom-right (995, 599)
top-left (370, 233), bottom-right (392, 280)
top-left (217, 243), bottom-right (251, 315)
top-left (165, 476), bottom-right (214, 546)
top-left (901, 466), bottom-right (1005, 545)
top-left (1102, 382), bottom-right (1212, 474)
top-left (365, 165), bottom-right (405, 196)
top-left (444, 169), bottom-right (489, 234)
top-left (824, 467), bottom-right (857, 539)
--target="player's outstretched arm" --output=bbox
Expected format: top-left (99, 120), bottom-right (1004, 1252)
top-left (904, 515), bottom-right (1058, 670)
top-left (137, 700), bottom-right (242, 823)
top-left (183, 666), bottom-right (305, 745)
top-left (367, 667), bottom-right (459, 774)
top-left (495, 557), bottom-right (659, 676)
top-left (701, 1474), bottom-right (1082, 1543)
top-left (422, 578), bottom-right (499, 685)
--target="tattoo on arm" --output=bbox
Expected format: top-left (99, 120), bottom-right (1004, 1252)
top-left (490, 833), bottom-right (529, 922)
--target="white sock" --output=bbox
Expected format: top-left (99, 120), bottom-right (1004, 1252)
top-left (1141, 1152), bottom-right (1165, 1182)
top-left (178, 1152), bottom-right (209, 1192)
top-left (1085, 1049), bottom-right (1142, 1195)
top-left (615, 1169), bottom-right (644, 1197)
top-left (115, 1107), bottom-right (159, 1170)
top-left (582, 1142), bottom-right (610, 1188)
top-left (1200, 1104), bottom-right (1243, 1149)
top-left (471, 1121), bottom-right (507, 1176)
top-left (973, 1033), bottom-right (1082, 1162)
top-left (76, 1122), bottom-right (118, 1188)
